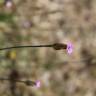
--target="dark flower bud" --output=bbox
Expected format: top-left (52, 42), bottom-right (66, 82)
top-left (53, 43), bottom-right (67, 50)
top-left (25, 80), bottom-right (35, 86)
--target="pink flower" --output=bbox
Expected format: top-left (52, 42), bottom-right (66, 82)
top-left (5, 0), bottom-right (13, 8)
top-left (35, 80), bottom-right (41, 88)
top-left (66, 42), bottom-right (73, 54)
top-left (23, 21), bottom-right (32, 28)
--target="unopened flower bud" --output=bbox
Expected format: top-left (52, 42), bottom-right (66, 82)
top-left (25, 80), bottom-right (35, 86)
top-left (53, 43), bottom-right (67, 50)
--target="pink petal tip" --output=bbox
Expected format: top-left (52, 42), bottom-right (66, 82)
top-left (67, 43), bottom-right (73, 54)
top-left (35, 80), bottom-right (41, 88)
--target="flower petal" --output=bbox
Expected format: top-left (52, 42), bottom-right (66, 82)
top-left (67, 42), bottom-right (73, 54)
top-left (35, 80), bottom-right (41, 88)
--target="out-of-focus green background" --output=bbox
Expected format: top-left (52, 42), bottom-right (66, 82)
top-left (0, 0), bottom-right (96, 96)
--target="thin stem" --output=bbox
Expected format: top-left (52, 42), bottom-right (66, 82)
top-left (0, 44), bottom-right (53, 51)
top-left (0, 77), bottom-right (35, 86)
top-left (0, 77), bottom-right (23, 82)
top-left (0, 43), bottom-right (67, 51)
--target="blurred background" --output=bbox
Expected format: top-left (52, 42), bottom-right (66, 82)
top-left (0, 0), bottom-right (96, 96)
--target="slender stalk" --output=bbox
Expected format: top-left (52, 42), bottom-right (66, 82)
top-left (0, 77), bottom-right (35, 86)
top-left (0, 77), bottom-right (24, 83)
top-left (0, 43), bottom-right (67, 51)
top-left (0, 44), bottom-right (53, 51)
